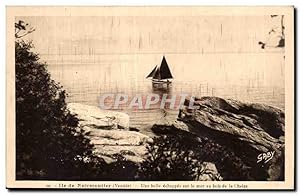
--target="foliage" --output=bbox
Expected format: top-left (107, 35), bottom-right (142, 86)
top-left (139, 130), bottom-right (269, 181)
top-left (15, 23), bottom-right (104, 180)
top-left (102, 155), bottom-right (139, 181)
top-left (258, 15), bottom-right (285, 49)
top-left (138, 135), bottom-right (198, 181)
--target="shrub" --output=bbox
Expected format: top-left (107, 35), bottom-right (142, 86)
top-left (15, 27), bottom-right (104, 180)
top-left (139, 135), bottom-right (204, 181)
top-left (139, 130), bottom-right (268, 181)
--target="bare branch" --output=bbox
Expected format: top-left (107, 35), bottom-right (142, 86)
top-left (15, 20), bottom-right (35, 39)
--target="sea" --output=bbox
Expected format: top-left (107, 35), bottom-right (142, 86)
top-left (43, 53), bottom-right (285, 129)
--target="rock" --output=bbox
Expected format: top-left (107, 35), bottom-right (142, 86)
top-left (176, 96), bottom-right (285, 181)
top-left (67, 103), bottom-right (151, 164)
top-left (90, 130), bottom-right (152, 163)
top-left (87, 129), bottom-right (150, 146)
top-left (67, 103), bottom-right (129, 130)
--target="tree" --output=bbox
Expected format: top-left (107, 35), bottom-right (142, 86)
top-left (15, 20), bottom-right (35, 39)
top-left (15, 21), bottom-right (105, 180)
top-left (258, 15), bottom-right (285, 49)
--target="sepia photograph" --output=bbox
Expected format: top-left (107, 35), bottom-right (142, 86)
top-left (6, 6), bottom-right (295, 190)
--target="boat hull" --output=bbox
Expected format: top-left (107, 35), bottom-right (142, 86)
top-left (151, 79), bottom-right (172, 84)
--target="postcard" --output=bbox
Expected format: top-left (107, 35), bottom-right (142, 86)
top-left (6, 6), bottom-right (295, 190)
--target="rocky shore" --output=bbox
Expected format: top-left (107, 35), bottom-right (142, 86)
top-left (67, 96), bottom-right (285, 181)
top-left (153, 97), bottom-right (285, 180)
top-left (67, 103), bottom-right (152, 164)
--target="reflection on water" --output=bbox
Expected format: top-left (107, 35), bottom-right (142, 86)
top-left (45, 53), bottom-right (285, 128)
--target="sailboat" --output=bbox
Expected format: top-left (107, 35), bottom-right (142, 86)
top-left (146, 56), bottom-right (173, 84)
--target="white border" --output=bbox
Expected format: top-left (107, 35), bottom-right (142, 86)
top-left (1, 1), bottom-right (299, 194)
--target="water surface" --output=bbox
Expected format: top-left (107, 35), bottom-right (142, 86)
top-left (44, 53), bottom-right (285, 128)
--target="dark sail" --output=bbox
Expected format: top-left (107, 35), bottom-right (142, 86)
top-left (146, 56), bottom-right (173, 80)
top-left (153, 66), bottom-right (161, 79)
top-left (146, 65), bottom-right (157, 78)
top-left (159, 56), bottom-right (173, 79)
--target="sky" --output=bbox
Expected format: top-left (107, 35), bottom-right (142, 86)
top-left (17, 15), bottom-right (284, 55)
